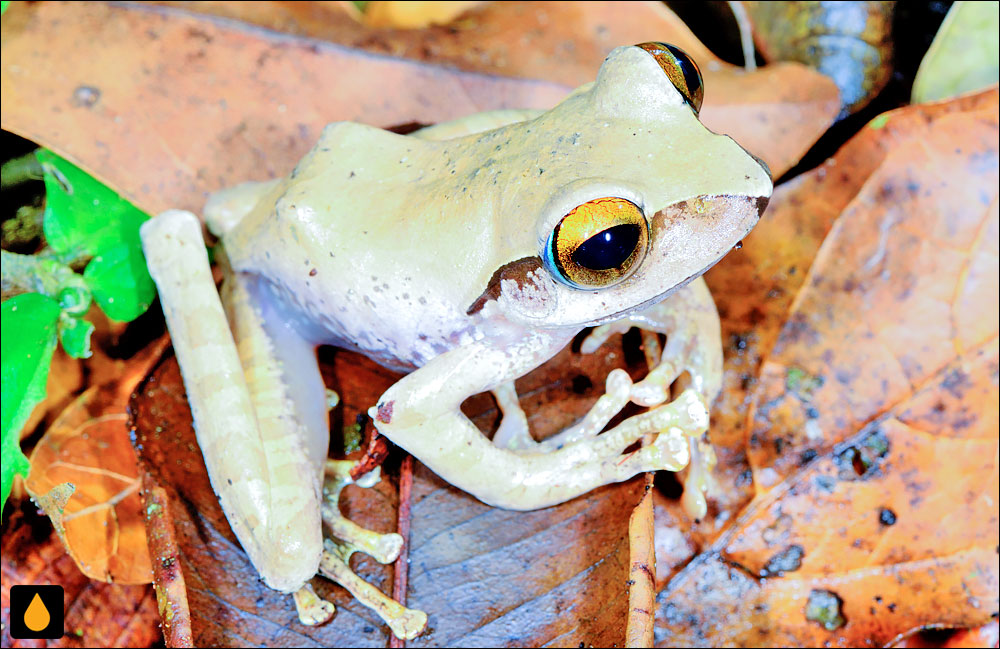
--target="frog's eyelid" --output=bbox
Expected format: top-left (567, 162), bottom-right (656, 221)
top-left (634, 42), bottom-right (705, 115)
top-left (534, 180), bottom-right (647, 248)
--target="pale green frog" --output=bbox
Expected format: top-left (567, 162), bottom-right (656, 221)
top-left (140, 43), bottom-right (771, 639)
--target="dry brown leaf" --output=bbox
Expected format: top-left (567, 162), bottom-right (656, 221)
top-left (0, 1), bottom-right (569, 216)
top-left (130, 336), bottom-right (651, 646)
top-left (22, 333), bottom-right (170, 586)
top-left (653, 89), bottom-right (999, 647)
top-left (158, 0), bottom-right (840, 178)
top-left (1, 501), bottom-right (160, 648)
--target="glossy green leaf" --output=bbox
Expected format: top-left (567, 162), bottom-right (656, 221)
top-left (58, 312), bottom-right (94, 359)
top-left (83, 241), bottom-right (156, 322)
top-left (36, 149), bottom-right (155, 322)
top-left (1, 293), bottom-right (61, 515)
top-left (913, 1), bottom-right (1000, 103)
top-left (1, 2), bottom-right (10, 16)
top-left (37, 149), bottom-right (149, 259)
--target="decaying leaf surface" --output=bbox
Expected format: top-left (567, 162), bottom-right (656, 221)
top-left (745, 0), bottom-right (894, 115)
top-left (158, 0), bottom-right (840, 179)
top-left (0, 1), bottom-right (568, 216)
top-left (654, 90), bottom-right (999, 647)
top-left (746, 90), bottom-right (999, 488)
top-left (0, 501), bottom-right (161, 648)
top-left (130, 332), bottom-right (648, 646)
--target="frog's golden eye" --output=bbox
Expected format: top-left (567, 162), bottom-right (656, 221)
top-left (546, 197), bottom-right (649, 289)
top-left (636, 42), bottom-right (704, 115)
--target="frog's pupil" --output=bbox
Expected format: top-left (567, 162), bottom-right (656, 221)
top-left (572, 224), bottom-right (640, 271)
top-left (664, 43), bottom-right (702, 97)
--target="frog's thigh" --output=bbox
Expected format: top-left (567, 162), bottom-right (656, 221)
top-left (141, 211), bottom-right (322, 593)
top-left (203, 178), bottom-right (281, 236)
top-left (218, 267), bottom-right (328, 590)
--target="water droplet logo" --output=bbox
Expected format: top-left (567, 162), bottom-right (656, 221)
top-left (10, 584), bottom-right (64, 639)
top-left (25, 592), bottom-right (51, 631)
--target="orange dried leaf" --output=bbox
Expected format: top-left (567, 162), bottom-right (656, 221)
top-left (655, 89), bottom-right (999, 646)
top-left (0, 1), bottom-right (568, 215)
top-left (160, 0), bottom-right (840, 178)
top-left (360, 1), bottom-right (487, 29)
top-left (25, 384), bottom-right (152, 585)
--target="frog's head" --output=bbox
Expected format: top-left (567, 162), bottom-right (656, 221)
top-left (470, 43), bottom-right (772, 329)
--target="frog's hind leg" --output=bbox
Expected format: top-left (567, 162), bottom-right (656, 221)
top-left (221, 261), bottom-right (427, 637)
top-left (143, 211), bottom-right (425, 638)
top-left (320, 460), bottom-right (426, 640)
top-left (142, 210), bottom-right (324, 595)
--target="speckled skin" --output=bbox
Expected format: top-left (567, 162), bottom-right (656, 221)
top-left (143, 44), bottom-right (771, 616)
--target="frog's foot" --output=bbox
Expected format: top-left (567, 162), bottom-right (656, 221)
top-left (580, 277), bottom-right (724, 519)
top-left (293, 583), bottom-right (336, 626)
top-left (313, 459), bottom-right (427, 640)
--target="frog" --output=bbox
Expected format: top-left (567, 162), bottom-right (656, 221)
top-left (139, 42), bottom-right (771, 640)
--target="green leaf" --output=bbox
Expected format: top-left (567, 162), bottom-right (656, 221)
top-left (1, 293), bottom-right (61, 516)
top-left (83, 241), bottom-right (156, 321)
top-left (58, 312), bottom-right (94, 359)
top-left (35, 149), bottom-right (156, 322)
top-left (0, 2), bottom-right (9, 15)
top-left (912, 0), bottom-right (1000, 103)
top-left (37, 149), bottom-right (150, 259)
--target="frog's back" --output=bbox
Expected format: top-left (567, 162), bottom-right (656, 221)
top-left (219, 122), bottom-right (518, 369)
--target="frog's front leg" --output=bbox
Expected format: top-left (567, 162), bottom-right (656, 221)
top-left (581, 277), bottom-right (723, 519)
top-left (371, 329), bottom-right (708, 511)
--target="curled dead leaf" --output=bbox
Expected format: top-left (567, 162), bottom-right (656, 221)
top-left (25, 384), bottom-right (152, 585)
top-left (158, 0), bottom-right (840, 178)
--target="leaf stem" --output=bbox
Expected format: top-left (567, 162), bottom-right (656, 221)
top-left (0, 151), bottom-right (44, 190)
top-left (0, 249), bottom-right (91, 314)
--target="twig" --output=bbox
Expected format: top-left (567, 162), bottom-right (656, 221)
top-left (625, 473), bottom-right (656, 648)
top-left (728, 1), bottom-right (758, 72)
top-left (0, 150), bottom-right (44, 189)
top-left (0, 248), bottom-right (91, 314)
top-left (390, 454), bottom-right (415, 649)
